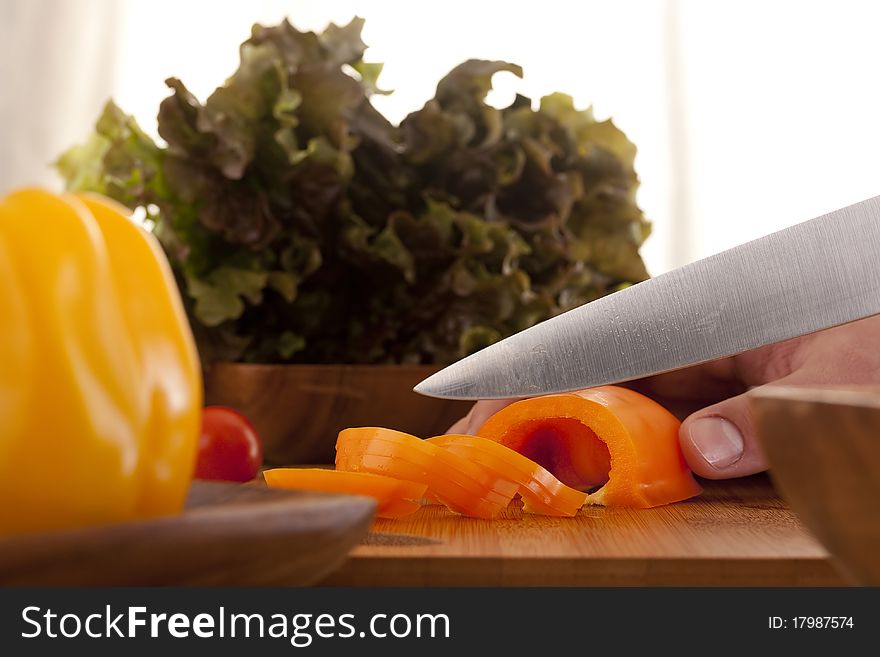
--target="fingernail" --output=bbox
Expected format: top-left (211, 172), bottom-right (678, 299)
top-left (687, 417), bottom-right (744, 470)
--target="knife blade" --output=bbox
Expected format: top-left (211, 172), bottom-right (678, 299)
top-left (415, 195), bottom-right (880, 400)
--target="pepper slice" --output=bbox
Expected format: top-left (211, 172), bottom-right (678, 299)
top-left (338, 436), bottom-right (514, 504)
top-left (336, 428), bottom-right (518, 519)
top-left (426, 435), bottom-right (587, 516)
top-left (264, 468), bottom-right (427, 519)
top-left (476, 386), bottom-right (702, 508)
top-left (337, 437), bottom-right (517, 518)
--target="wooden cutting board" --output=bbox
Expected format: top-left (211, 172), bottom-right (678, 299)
top-left (321, 475), bottom-right (844, 586)
top-left (0, 481), bottom-right (375, 586)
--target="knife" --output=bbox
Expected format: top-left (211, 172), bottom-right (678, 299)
top-left (415, 195), bottom-right (880, 400)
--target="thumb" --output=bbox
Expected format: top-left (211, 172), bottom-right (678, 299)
top-left (679, 388), bottom-right (769, 479)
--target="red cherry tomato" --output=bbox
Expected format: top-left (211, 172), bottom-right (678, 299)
top-left (195, 406), bottom-right (263, 482)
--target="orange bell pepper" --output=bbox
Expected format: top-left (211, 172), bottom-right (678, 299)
top-left (336, 428), bottom-right (519, 519)
top-left (426, 435), bottom-right (587, 516)
top-left (263, 468), bottom-right (427, 519)
top-left (477, 386), bottom-right (702, 508)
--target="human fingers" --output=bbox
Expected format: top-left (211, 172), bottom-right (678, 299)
top-left (445, 399), bottom-right (519, 435)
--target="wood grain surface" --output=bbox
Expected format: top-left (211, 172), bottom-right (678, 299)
top-left (322, 475), bottom-right (843, 586)
top-left (751, 385), bottom-right (880, 585)
top-left (0, 481), bottom-right (375, 586)
top-left (205, 363), bottom-right (471, 464)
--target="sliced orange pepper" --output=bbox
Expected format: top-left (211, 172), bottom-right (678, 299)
top-left (263, 468), bottom-right (427, 519)
top-left (426, 435), bottom-right (587, 516)
top-left (336, 436), bottom-right (516, 518)
top-left (477, 386), bottom-right (702, 508)
top-left (337, 430), bottom-right (517, 508)
top-left (336, 428), bottom-right (519, 519)
top-left (338, 446), bottom-right (514, 516)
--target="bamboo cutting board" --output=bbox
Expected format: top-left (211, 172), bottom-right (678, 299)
top-left (322, 475), bottom-right (844, 586)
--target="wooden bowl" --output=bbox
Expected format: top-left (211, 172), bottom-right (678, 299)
top-left (750, 385), bottom-right (880, 585)
top-left (204, 363), bottom-right (471, 465)
top-left (0, 481), bottom-right (375, 585)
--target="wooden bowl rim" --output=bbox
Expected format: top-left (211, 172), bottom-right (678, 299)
top-left (750, 384), bottom-right (880, 410)
top-left (207, 362), bottom-right (445, 374)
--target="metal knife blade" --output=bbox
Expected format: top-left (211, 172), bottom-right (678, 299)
top-left (415, 195), bottom-right (880, 400)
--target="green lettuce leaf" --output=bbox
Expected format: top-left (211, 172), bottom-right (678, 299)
top-left (57, 20), bottom-right (651, 367)
top-left (186, 267), bottom-right (268, 327)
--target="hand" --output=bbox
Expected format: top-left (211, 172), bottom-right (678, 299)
top-left (447, 315), bottom-right (880, 479)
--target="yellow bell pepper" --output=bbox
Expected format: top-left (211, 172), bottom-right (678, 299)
top-left (0, 188), bottom-right (202, 536)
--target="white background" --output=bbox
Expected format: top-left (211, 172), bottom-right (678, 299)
top-left (3, 0), bottom-right (880, 274)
